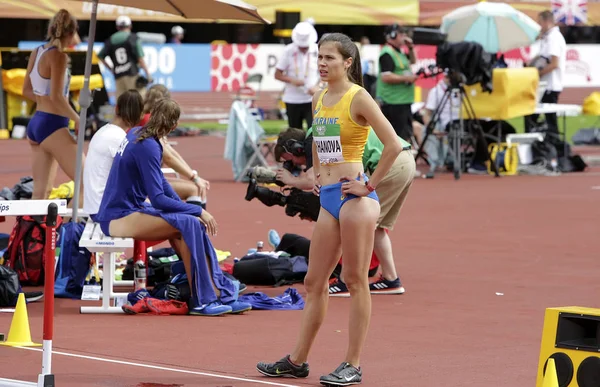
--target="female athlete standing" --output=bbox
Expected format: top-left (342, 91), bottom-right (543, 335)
top-left (257, 32), bottom-right (403, 386)
top-left (22, 9), bottom-right (83, 201)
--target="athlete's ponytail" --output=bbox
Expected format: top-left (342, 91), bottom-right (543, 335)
top-left (318, 33), bottom-right (364, 88)
top-left (137, 99), bottom-right (181, 142)
top-left (348, 47), bottom-right (364, 88)
top-left (47, 9), bottom-right (78, 51)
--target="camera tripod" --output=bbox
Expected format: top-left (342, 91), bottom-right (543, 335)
top-left (414, 78), bottom-right (500, 180)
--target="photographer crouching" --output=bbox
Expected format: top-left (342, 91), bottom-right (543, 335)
top-left (264, 127), bottom-right (415, 296)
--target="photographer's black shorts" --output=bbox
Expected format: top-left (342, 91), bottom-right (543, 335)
top-left (285, 102), bottom-right (313, 130)
top-left (381, 103), bottom-right (413, 143)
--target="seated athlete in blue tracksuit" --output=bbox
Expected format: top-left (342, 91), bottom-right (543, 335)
top-left (94, 99), bottom-right (251, 316)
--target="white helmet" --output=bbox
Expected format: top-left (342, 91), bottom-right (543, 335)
top-left (171, 25), bottom-right (184, 36)
top-left (116, 15), bottom-right (132, 28)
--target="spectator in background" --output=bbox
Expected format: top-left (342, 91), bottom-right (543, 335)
top-left (275, 21), bottom-right (320, 130)
top-left (376, 23), bottom-right (418, 143)
top-left (359, 36), bottom-right (377, 98)
top-left (98, 16), bottom-right (153, 100)
top-left (525, 10), bottom-right (566, 135)
top-left (420, 72), bottom-right (460, 177)
top-left (170, 25), bottom-right (185, 44)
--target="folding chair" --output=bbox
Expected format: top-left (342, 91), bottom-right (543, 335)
top-left (236, 74), bottom-right (263, 100)
top-left (229, 101), bottom-right (273, 181)
top-left (235, 73), bottom-right (263, 120)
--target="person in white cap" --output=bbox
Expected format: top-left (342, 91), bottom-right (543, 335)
top-left (170, 25), bottom-right (185, 44)
top-left (98, 15), bottom-right (153, 100)
top-left (274, 21), bottom-right (320, 130)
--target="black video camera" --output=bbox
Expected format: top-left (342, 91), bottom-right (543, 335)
top-left (246, 160), bottom-right (295, 188)
top-left (410, 27), bottom-right (495, 93)
top-left (244, 162), bottom-right (320, 221)
top-left (245, 179), bottom-right (321, 221)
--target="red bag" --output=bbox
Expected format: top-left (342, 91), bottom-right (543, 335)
top-left (4, 215), bottom-right (62, 285)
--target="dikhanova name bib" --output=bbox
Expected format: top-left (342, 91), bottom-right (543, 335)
top-left (313, 118), bottom-right (344, 164)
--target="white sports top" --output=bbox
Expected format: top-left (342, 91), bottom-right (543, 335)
top-left (30, 45), bottom-right (71, 97)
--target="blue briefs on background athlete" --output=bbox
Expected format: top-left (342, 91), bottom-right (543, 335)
top-left (320, 174), bottom-right (379, 220)
top-left (27, 111), bottom-right (70, 144)
top-left (89, 214), bottom-right (112, 237)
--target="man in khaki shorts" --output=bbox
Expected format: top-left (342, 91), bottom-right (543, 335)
top-left (273, 127), bottom-right (416, 295)
top-left (357, 129), bottom-right (415, 294)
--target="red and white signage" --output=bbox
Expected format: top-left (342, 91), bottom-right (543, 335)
top-left (210, 43), bottom-right (600, 92)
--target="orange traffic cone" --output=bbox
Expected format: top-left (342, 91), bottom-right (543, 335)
top-left (542, 358), bottom-right (559, 387)
top-left (0, 293), bottom-right (41, 347)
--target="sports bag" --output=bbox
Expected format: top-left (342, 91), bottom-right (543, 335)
top-left (232, 253), bottom-right (308, 286)
top-left (4, 215), bottom-right (62, 285)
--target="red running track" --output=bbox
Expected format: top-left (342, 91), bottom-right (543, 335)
top-left (0, 134), bottom-right (599, 386)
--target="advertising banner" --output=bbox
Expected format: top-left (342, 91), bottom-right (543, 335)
top-left (17, 41), bottom-right (600, 95)
top-left (18, 41), bottom-right (212, 99)
top-left (210, 42), bottom-right (600, 93)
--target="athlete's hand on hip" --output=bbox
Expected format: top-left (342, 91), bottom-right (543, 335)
top-left (340, 173), bottom-right (370, 197)
top-left (313, 173), bottom-right (322, 196)
top-left (199, 210), bottom-right (218, 237)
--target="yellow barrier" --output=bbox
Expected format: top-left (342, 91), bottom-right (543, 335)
top-left (463, 67), bottom-right (538, 120)
top-left (2, 69), bottom-right (104, 131)
top-left (488, 142), bottom-right (519, 176)
top-left (583, 91), bottom-right (600, 116)
top-left (1, 48), bottom-right (104, 131)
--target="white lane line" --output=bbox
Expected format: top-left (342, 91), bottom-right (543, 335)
top-left (14, 346), bottom-right (300, 387)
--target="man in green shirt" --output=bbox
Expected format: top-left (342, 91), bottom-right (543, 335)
top-left (376, 23), bottom-right (418, 143)
top-left (98, 16), bottom-right (153, 100)
top-left (273, 127), bottom-right (416, 296)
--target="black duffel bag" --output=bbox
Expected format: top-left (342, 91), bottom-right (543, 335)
top-left (0, 265), bottom-right (22, 307)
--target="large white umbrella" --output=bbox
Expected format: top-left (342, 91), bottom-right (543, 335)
top-left (69, 0), bottom-right (269, 222)
top-left (440, 2), bottom-right (541, 53)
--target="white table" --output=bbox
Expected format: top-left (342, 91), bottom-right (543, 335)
top-left (480, 103), bottom-right (582, 156)
top-left (534, 103), bottom-right (582, 116)
top-left (531, 103), bottom-right (582, 157)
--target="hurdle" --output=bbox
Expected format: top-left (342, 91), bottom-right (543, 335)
top-left (0, 199), bottom-right (67, 387)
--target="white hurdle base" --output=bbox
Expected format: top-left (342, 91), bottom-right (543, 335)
top-left (79, 218), bottom-right (134, 314)
top-left (0, 378), bottom-right (36, 386)
top-left (80, 252), bottom-right (126, 314)
top-left (80, 306), bottom-right (124, 314)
